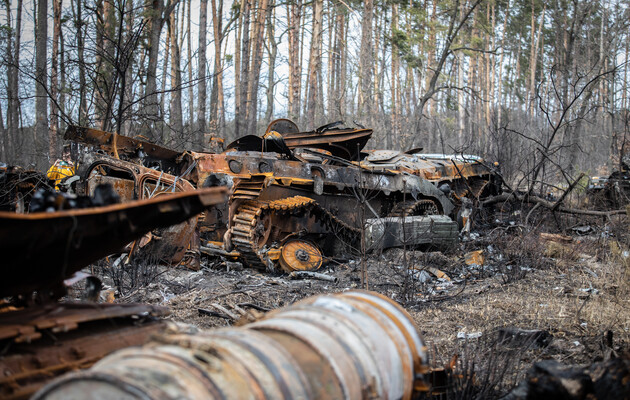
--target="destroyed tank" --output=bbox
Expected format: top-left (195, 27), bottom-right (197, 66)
top-left (178, 120), bottom-right (501, 271)
top-left (65, 121), bottom-right (500, 272)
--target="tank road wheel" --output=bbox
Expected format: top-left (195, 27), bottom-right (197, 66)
top-left (279, 240), bottom-right (323, 272)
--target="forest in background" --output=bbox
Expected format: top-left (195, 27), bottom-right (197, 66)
top-left (1, 0), bottom-right (630, 190)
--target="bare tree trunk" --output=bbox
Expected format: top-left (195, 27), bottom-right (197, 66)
top-left (286, 0), bottom-right (302, 121)
top-left (72, 0), bottom-right (88, 126)
top-left (49, 0), bottom-right (62, 158)
top-left (236, 0), bottom-right (251, 136)
top-left (168, 8), bottom-right (183, 146)
top-left (358, 0), bottom-right (373, 123)
top-left (497, 0), bottom-right (509, 128)
top-left (390, 4), bottom-right (400, 148)
top-left (4, 0), bottom-right (22, 162)
top-left (160, 23), bottom-right (171, 133)
top-left (197, 0), bottom-right (208, 142)
top-left (245, 0), bottom-right (269, 133)
top-left (36, 0), bottom-right (50, 161)
top-left (209, 0), bottom-right (224, 141)
top-left (338, 11), bottom-right (347, 119)
top-left (265, 1), bottom-right (277, 123)
top-left (123, 0), bottom-right (135, 135)
top-left (210, 0), bottom-right (225, 136)
top-left (326, 3), bottom-right (334, 119)
top-left (144, 0), bottom-right (177, 136)
top-left (186, 0), bottom-right (194, 139)
top-left (306, 0), bottom-right (323, 124)
top-left (424, 0), bottom-right (436, 116)
top-left (527, 0), bottom-right (545, 116)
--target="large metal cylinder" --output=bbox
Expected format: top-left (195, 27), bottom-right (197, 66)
top-left (33, 290), bottom-right (429, 400)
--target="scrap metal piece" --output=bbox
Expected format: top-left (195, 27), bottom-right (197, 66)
top-left (365, 215), bottom-right (459, 251)
top-left (34, 290), bottom-right (430, 399)
top-left (64, 126), bottom-right (181, 170)
top-left (0, 187), bottom-right (228, 298)
top-left (0, 303), bottom-right (168, 400)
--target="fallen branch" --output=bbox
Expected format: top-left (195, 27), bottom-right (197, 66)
top-left (482, 192), bottom-right (626, 217)
top-left (198, 308), bottom-right (232, 320)
top-left (289, 271), bottom-right (338, 283)
top-left (237, 302), bottom-right (271, 312)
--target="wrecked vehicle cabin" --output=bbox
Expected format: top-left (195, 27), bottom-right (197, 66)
top-left (65, 120), bottom-right (500, 272)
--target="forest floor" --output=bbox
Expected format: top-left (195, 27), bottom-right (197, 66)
top-left (87, 211), bottom-right (630, 398)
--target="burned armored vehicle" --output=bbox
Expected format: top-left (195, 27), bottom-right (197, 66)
top-left (176, 120), bottom-right (500, 271)
top-left (65, 121), bottom-right (500, 272)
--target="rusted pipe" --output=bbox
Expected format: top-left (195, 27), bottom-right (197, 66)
top-left (33, 291), bottom-right (429, 399)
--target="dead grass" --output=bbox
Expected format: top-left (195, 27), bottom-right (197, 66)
top-left (84, 215), bottom-right (630, 399)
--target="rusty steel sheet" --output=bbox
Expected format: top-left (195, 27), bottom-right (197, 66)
top-left (0, 187), bottom-right (227, 298)
top-left (0, 303), bottom-right (168, 400)
top-left (34, 290), bottom-right (430, 400)
top-left (64, 126), bottom-right (181, 169)
top-left (228, 119), bottom-right (373, 160)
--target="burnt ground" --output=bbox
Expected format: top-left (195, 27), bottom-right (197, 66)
top-left (77, 212), bottom-right (630, 398)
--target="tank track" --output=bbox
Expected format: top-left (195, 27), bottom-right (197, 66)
top-left (229, 196), bottom-right (360, 270)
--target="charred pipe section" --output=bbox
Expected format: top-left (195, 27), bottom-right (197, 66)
top-left (34, 290), bottom-right (429, 399)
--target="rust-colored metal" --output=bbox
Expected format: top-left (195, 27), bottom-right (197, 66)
top-left (34, 290), bottom-right (429, 400)
top-left (66, 121), bottom-right (500, 272)
top-left (76, 152), bottom-right (203, 265)
top-left (0, 303), bottom-right (168, 400)
top-left (64, 126), bottom-right (182, 168)
top-left (0, 187), bottom-right (228, 298)
top-left (279, 239), bottom-right (322, 272)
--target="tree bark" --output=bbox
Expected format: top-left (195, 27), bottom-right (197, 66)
top-left (185, 0), bottom-right (194, 140)
top-left (143, 0), bottom-right (177, 135)
top-left (358, 0), bottom-right (373, 123)
top-left (49, 0), bottom-right (62, 158)
top-left (265, 1), bottom-right (277, 123)
top-left (197, 0), bottom-right (208, 142)
top-left (36, 0), bottom-right (49, 160)
top-left (236, 0), bottom-right (251, 136)
top-left (168, 8), bottom-right (183, 145)
top-left (4, 0), bottom-right (22, 162)
top-left (306, 0), bottom-right (323, 124)
top-left (246, 0), bottom-right (269, 133)
top-left (286, 0), bottom-right (302, 121)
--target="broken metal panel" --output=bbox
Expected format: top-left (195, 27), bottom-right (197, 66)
top-left (64, 126), bottom-right (181, 172)
top-left (34, 291), bottom-right (430, 399)
top-left (0, 303), bottom-right (168, 400)
top-left (365, 215), bottom-right (459, 252)
top-left (76, 153), bottom-right (202, 265)
top-left (0, 187), bottom-right (228, 298)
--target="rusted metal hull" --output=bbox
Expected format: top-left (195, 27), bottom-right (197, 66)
top-left (34, 290), bottom-right (429, 399)
top-left (65, 122), bottom-right (500, 271)
top-left (0, 303), bottom-right (168, 400)
top-left (0, 187), bottom-right (227, 298)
